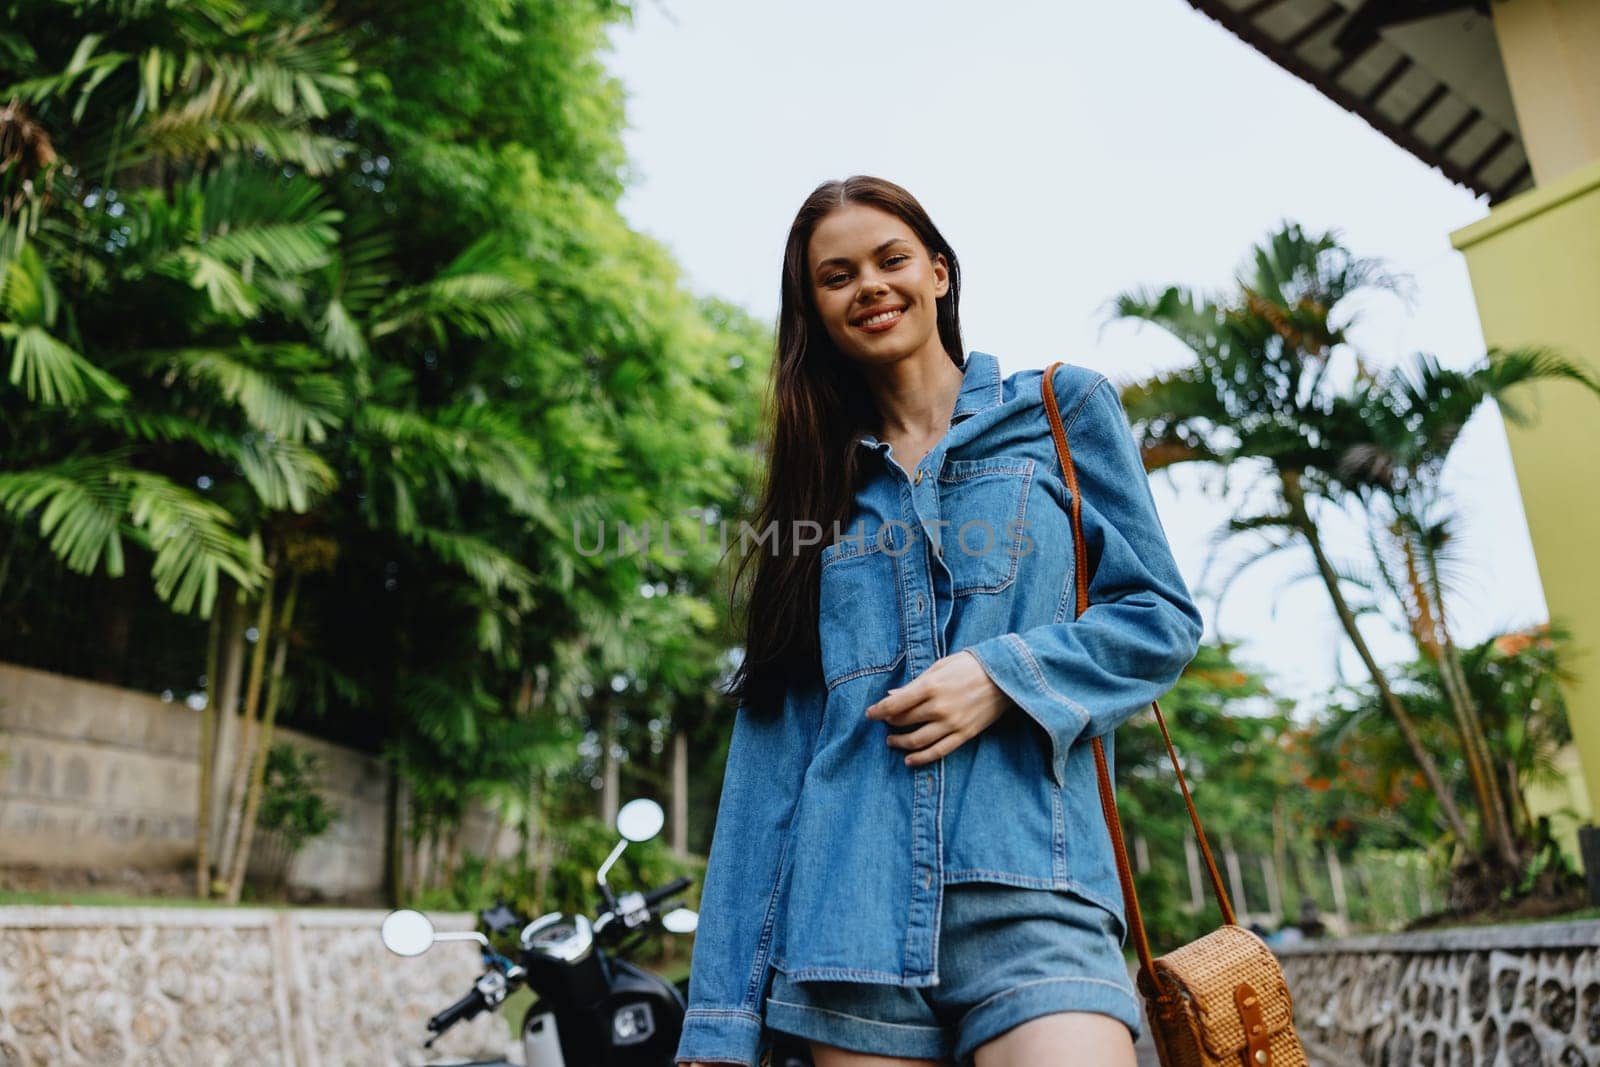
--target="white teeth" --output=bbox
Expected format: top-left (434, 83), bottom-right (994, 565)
top-left (859, 309), bottom-right (903, 326)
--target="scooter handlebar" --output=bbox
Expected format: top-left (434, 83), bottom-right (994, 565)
top-left (427, 985), bottom-right (487, 1036)
top-left (643, 875), bottom-right (693, 908)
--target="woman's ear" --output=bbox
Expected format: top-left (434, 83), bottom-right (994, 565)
top-left (932, 252), bottom-right (950, 298)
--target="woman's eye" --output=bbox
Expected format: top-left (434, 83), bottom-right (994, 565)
top-left (821, 254), bottom-right (905, 287)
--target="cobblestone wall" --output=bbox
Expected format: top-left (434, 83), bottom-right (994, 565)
top-left (1277, 918), bottom-right (1600, 1066)
top-left (0, 906), bottom-right (518, 1066)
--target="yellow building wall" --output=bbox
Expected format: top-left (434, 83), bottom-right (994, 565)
top-left (1451, 159), bottom-right (1600, 855)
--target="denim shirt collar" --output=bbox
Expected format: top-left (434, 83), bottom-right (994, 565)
top-left (854, 350), bottom-right (1003, 451)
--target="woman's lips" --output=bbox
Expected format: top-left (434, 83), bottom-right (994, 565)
top-left (854, 307), bottom-right (905, 333)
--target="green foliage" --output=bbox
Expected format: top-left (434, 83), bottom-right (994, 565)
top-left (1, 0), bottom-right (775, 866)
top-left (255, 742), bottom-right (337, 852)
top-left (1118, 642), bottom-right (1299, 946)
top-left (1304, 625), bottom-right (1579, 854)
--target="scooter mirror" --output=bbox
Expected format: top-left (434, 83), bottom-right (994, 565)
top-left (662, 907), bottom-right (699, 934)
top-left (380, 909), bottom-right (436, 957)
top-left (616, 797), bottom-right (665, 843)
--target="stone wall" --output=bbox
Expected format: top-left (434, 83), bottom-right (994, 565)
top-left (0, 663), bottom-right (510, 897)
top-left (0, 905), bottom-right (517, 1066)
top-left (1277, 918), bottom-right (1600, 1065)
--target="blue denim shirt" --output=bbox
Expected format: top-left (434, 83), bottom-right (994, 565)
top-left (675, 351), bottom-right (1203, 1066)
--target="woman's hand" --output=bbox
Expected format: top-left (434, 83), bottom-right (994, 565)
top-left (864, 650), bottom-right (1011, 768)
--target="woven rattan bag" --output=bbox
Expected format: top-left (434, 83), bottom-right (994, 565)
top-left (1041, 363), bottom-right (1310, 1067)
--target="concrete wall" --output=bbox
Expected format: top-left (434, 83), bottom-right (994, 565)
top-left (1452, 151), bottom-right (1600, 845)
top-left (0, 663), bottom-right (510, 897)
top-left (0, 905), bottom-right (516, 1066)
top-left (0, 665), bottom-right (199, 869)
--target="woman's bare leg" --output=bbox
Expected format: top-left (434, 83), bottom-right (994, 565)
top-left (972, 1011), bottom-right (1136, 1067)
top-left (807, 1040), bottom-right (954, 1067)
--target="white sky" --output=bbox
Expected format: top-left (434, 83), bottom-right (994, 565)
top-left (602, 0), bottom-right (1550, 707)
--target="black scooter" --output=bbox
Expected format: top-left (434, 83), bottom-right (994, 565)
top-left (380, 796), bottom-right (812, 1067)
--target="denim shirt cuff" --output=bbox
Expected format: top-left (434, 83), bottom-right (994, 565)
top-left (675, 1006), bottom-right (765, 1066)
top-left (963, 634), bottom-right (1090, 787)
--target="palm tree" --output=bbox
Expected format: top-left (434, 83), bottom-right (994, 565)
top-left (1339, 350), bottom-right (1600, 874)
top-left (1112, 224), bottom-right (1475, 847)
top-left (1115, 223), bottom-right (1600, 894)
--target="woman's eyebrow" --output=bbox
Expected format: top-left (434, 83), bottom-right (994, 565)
top-left (814, 238), bottom-right (911, 274)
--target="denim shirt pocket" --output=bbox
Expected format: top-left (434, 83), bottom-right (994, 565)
top-left (818, 529), bottom-right (906, 688)
top-left (936, 455), bottom-right (1035, 596)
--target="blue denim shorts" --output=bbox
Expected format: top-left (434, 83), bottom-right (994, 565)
top-left (765, 881), bottom-right (1142, 1065)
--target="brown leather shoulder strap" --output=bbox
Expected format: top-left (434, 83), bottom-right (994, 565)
top-left (1038, 361), bottom-right (1238, 980)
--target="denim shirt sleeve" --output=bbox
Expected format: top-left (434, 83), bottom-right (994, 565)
top-left (966, 374), bottom-right (1203, 787)
top-left (675, 673), bottom-right (825, 1067)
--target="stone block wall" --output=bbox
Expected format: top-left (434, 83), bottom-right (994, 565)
top-left (0, 905), bottom-right (517, 1065)
top-left (1278, 918), bottom-right (1600, 1065)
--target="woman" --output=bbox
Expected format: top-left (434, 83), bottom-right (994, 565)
top-left (676, 176), bottom-right (1202, 1067)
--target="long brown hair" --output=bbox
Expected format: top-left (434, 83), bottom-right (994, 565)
top-left (725, 175), bottom-right (964, 715)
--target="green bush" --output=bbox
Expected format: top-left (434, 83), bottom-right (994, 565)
top-left (256, 744), bottom-right (338, 851)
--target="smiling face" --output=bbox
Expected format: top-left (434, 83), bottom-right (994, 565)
top-left (806, 202), bottom-right (950, 368)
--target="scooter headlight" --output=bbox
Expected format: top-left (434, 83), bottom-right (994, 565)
top-left (612, 1001), bottom-right (656, 1045)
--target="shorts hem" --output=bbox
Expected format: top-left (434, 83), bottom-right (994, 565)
top-left (954, 974), bottom-right (1144, 1062)
top-left (765, 997), bottom-right (950, 1060)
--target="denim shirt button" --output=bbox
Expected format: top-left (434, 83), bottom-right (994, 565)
top-left (914, 469), bottom-right (924, 485)
top-left (915, 593), bottom-right (926, 614)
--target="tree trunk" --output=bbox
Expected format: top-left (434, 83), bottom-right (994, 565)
top-left (207, 605), bottom-right (248, 862)
top-left (484, 810), bottom-right (509, 864)
top-left (524, 771), bottom-right (548, 908)
top-left (671, 729), bottom-right (689, 856)
top-left (1412, 531), bottom-right (1523, 871)
top-left (1281, 472), bottom-right (1473, 845)
top-left (1505, 757), bottom-right (1536, 838)
top-left (224, 571), bottom-right (300, 903)
top-left (1272, 797), bottom-right (1301, 907)
top-left (531, 769), bottom-right (552, 910)
top-left (442, 822), bottom-right (464, 886)
top-left (195, 591), bottom-right (226, 898)
top-left (600, 699), bottom-right (619, 827)
top-left (1440, 620), bottom-right (1521, 855)
top-left (215, 570), bottom-right (277, 889)
top-left (410, 826), bottom-right (430, 898)
top-left (1434, 631), bottom-right (1521, 867)
top-left (386, 765), bottom-right (405, 907)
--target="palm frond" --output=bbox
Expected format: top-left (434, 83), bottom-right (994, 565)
top-left (1105, 283), bottom-right (1225, 359)
top-left (234, 434), bottom-right (337, 512)
top-left (370, 234), bottom-right (534, 344)
top-left (1477, 345), bottom-right (1600, 425)
top-left (197, 162), bottom-right (341, 274)
top-left (123, 469), bottom-right (260, 613)
top-left (412, 525), bottom-right (536, 604)
top-left (2, 242), bottom-right (129, 405)
top-left (3, 322), bottom-right (129, 404)
top-left (0, 455), bottom-right (128, 575)
top-left (143, 342), bottom-right (344, 442)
